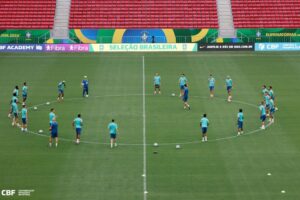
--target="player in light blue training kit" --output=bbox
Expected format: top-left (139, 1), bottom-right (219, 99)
top-left (21, 104), bottom-right (28, 132)
top-left (262, 85), bottom-right (268, 96)
top-left (259, 101), bottom-right (266, 130)
top-left (268, 86), bottom-right (278, 111)
top-left (49, 118), bottom-right (58, 147)
top-left (49, 108), bottom-right (56, 128)
top-left (13, 86), bottom-right (19, 97)
top-left (153, 73), bottom-right (161, 95)
top-left (225, 76), bottom-right (233, 102)
top-left (81, 76), bottom-right (89, 97)
top-left (237, 109), bottom-right (244, 135)
top-left (57, 81), bottom-right (66, 101)
top-left (108, 119), bottom-right (118, 148)
top-left (179, 73), bottom-right (187, 97)
top-left (11, 99), bottom-right (19, 127)
top-left (200, 114), bottom-right (209, 142)
top-left (182, 84), bottom-right (190, 110)
top-left (22, 82), bottom-right (28, 102)
top-left (208, 74), bottom-right (215, 97)
top-left (8, 93), bottom-right (19, 118)
top-left (269, 98), bottom-right (275, 123)
top-left (73, 114), bottom-right (83, 144)
top-left (263, 91), bottom-right (271, 116)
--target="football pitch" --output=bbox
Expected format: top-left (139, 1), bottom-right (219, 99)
top-left (0, 52), bottom-right (299, 200)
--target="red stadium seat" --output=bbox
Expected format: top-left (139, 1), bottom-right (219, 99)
top-left (231, 0), bottom-right (300, 28)
top-left (69, 0), bottom-right (219, 29)
top-left (0, 0), bottom-right (56, 29)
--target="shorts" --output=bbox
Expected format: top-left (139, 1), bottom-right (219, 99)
top-left (22, 94), bottom-right (27, 98)
top-left (83, 87), bottom-right (88, 92)
top-left (260, 115), bottom-right (266, 122)
top-left (110, 134), bottom-right (117, 139)
top-left (51, 132), bottom-right (58, 138)
top-left (202, 127), bottom-right (207, 134)
top-left (238, 121), bottom-right (243, 129)
top-left (227, 86), bottom-right (232, 92)
top-left (180, 85), bottom-right (184, 90)
top-left (13, 113), bottom-right (18, 118)
top-left (270, 108), bottom-right (275, 114)
top-left (155, 84), bottom-right (160, 89)
top-left (266, 104), bottom-right (270, 109)
top-left (209, 86), bottom-right (214, 91)
top-left (182, 96), bottom-right (188, 102)
top-left (58, 89), bottom-right (64, 94)
top-left (76, 128), bottom-right (82, 134)
top-left (22, 118), bottom-right (27, 124)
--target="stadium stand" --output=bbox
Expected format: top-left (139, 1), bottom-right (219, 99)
top-left (69, 0), bottom-right (218, 29)
top-left (231, 0), bottom-right (300, 28)
top-left (0, 0), bottom-right (56, 29)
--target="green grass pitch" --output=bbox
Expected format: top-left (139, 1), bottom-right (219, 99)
top-left (0, 52), bottom-right (299, 200)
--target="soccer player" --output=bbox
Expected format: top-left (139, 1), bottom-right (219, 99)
top-left (225, 76), bottom-right (233, 102)
top-left (81, 76), bottom-right (89, 97)
top-left (8, 93), bottom-right (18, 118)
top-left (11, 99), bottom-right (19, 127)
top-left (259, 101), bottom-right (266, 130)
top-left (108, 119), bottom-right (118, 148)
top-left (262, 85), bottom-right (269, 96)
top-left (153, 73), bottom-right (161, 95)
top-left (268, 86), bottom-right (278, 110)
top-left (22, 82), bottom-right (28, 102)
top-left (57, 81), bottom-right (66, 101)
top-left (49, 118), bottom-right (58, 147)
top-left (21, 104), bottom-right (28, 132)
top-left (182, 84), bottom-right (190, 110)
top-left (269, 98), bottom-right (275, 123)
top-left (73, 114), bottom-right (83, 144)
top-left (178, 73), bottom-right (187, 97)
top-left (49, 108), bottom-right (56, 128)
top-left (263, 91), bottom-right (271, 116)
top-left (208, 74), bottom-right (215, 98)
top-left (237, 109), bottom-right (244, 135)
top-left (13, 86), bottom-right (19, 97)
top-left (200, 114), bottom-right (209, 142)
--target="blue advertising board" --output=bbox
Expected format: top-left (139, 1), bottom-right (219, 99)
top-left (0, 44), bottom-right (44, 52)
top-left (255, 43), bottom-right (300, 51)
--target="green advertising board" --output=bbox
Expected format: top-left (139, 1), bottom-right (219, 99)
top-left (237, 29), bottom-right (300, 43)
top-left (0, 30), bottom-right (51, 44)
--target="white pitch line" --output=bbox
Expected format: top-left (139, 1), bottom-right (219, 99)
top-left (142, 55), bottom-right (148, 199)
top-left (23, 93), bottom-right (274, 146)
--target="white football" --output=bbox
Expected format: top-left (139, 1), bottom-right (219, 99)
top-left (46, 102), bottom-right (50, 105)
top-left (176, 145), bottom-right (181, 149)
top-left (153, 143), bottom-right (158, 147)
top-left (171, 93), bottom-right (175, 96)
top-left (38, 129), bottom-right (43, 133)
top-left (34, 106), bottom-right (38, 110)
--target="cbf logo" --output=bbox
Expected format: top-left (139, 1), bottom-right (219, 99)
top-left (256, 30), bottom-right (261, 38)
top-left (258, 43), bottom-right (265, 50)
top-left (1, 190), bottom-right (16, 196)
top-left (25, 32), bottom-right (31, 39)
top-left (141, 31), bottom-right (149, 43)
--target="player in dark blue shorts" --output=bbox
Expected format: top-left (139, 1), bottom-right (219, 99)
top-left (200, 114), bottom-right (209, 142)
top-left (49, 118), bottom-right (58, 147)
top-left (182, 84), bottom-right (190, 110)
top-left (81, 76), bottom-right (89, 97)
